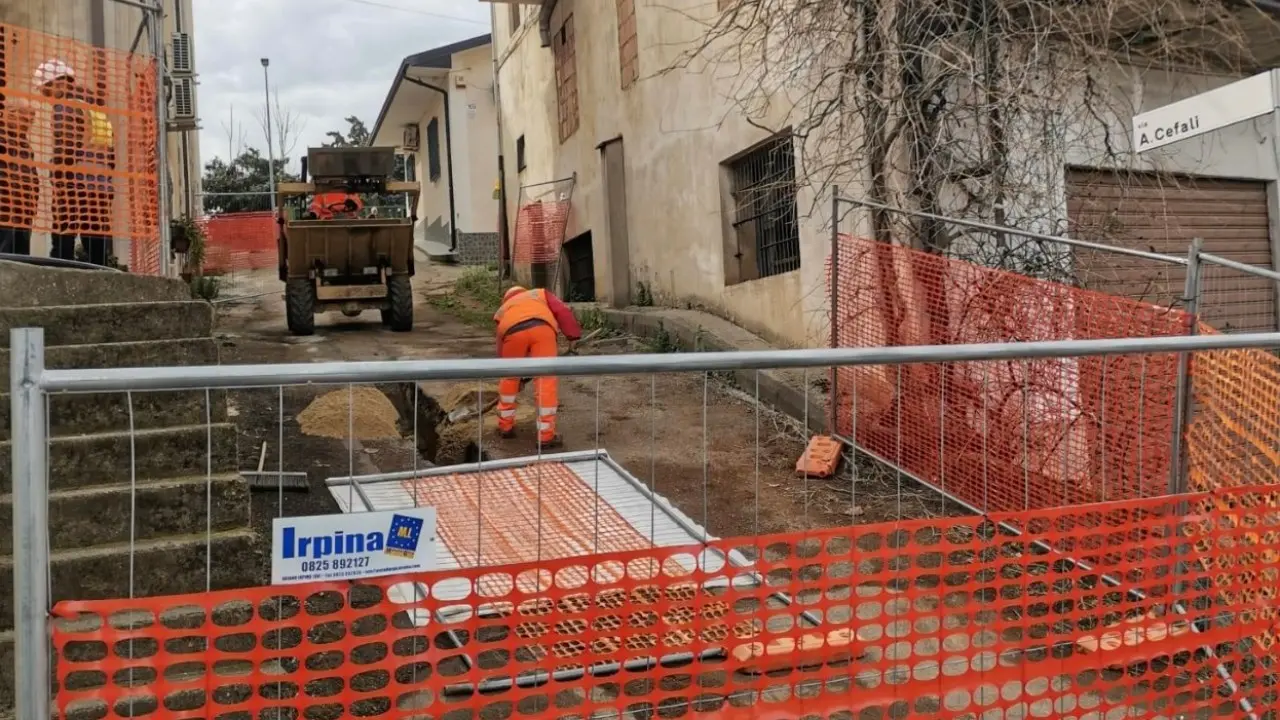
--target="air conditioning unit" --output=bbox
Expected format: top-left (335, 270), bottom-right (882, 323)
top-left (171, 32), bottom-right (193, 74)
top-left (402, 124), bottom-right (420, 151)
top-left (168, 76), bottom-right (197, 129)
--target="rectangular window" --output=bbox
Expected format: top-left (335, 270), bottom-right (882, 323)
top-left (516, 135), bottom-right (526, 172)
top-left (426, 117), bottom-right (441, 182)
top-left (616, 0), bottom-right (638, 90)
top-left (552, 15), bottom-right (579, 142)
top-left (726, 133), bottom-right (800, 281)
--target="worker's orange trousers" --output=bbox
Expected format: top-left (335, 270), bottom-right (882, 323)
top-left (497, 322), bottom-right (559, 443)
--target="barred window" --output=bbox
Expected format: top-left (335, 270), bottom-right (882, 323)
top-left (727, 133), bottom-right (799, 281)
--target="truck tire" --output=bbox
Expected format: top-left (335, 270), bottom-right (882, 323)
top-left (285, 278), bottom-right (316, 336)
top-left (386, 274), bottom-right (414, 332)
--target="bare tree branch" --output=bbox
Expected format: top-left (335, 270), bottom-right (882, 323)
top-left (219, 104), bottom-right (250, 161)
top-left (661, 0), bottom-right (1277, 287)
top-left (254, 89), bottom-right (308, 162)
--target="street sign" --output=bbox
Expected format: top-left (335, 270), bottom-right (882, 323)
top-left (271, 507), bottom-right (437, 585)
top-left (1133, 70), bottom-right (1276, 153)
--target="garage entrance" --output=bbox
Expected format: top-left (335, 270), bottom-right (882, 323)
top-left (1066, 169), bottom-right (1275, 333)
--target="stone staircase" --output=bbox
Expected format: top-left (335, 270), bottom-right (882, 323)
top-left (0, 265), bottom-right (257, 711)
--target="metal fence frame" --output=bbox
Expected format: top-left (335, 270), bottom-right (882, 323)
top-left (12, 327), bottom-right (1280, 720)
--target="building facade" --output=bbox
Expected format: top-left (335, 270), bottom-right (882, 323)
top-left (371, 34), bottom-right (501, 266)
top-left (489, 0), bottom-right (1280, 346)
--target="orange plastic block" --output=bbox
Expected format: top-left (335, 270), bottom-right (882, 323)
top-left (796, 435), bottom-right (842, 478)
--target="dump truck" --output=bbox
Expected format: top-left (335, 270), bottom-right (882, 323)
top-left (276, 146), bottom-right (421, 336)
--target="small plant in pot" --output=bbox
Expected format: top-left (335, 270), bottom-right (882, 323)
top-left (173, 215), bottom-right (206, 282)
top-left (169, 219), bottom-right (192, 255)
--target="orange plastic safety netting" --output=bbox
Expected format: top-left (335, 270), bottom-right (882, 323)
top-left (199, 211), bottom-right (278, 273)
top-left (0, 23), bottom-right (159, 266)
top-left (406, 463), bottom-right (675, 572)
top-left (512, 199), bottom-right (570, 264)
top-left (827, 236), bottom-right (1194, 514)
top-left (1185, 338), bottom-right (1280, 495)
top-left (52, 482), bottom-right (1280, 720)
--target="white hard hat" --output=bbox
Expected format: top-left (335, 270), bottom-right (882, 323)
top-left (33, 59), bottom-right (75, 86)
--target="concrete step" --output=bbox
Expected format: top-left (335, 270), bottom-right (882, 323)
top-left (0, 424), bottom-right (239, 494)
top-left (0, 474), bottom-right (250, 554)
top-left (0, 528), bottom-right (260, 636)
top-left (0, 336), bottom-right (218, 371)
top-left (0, 630), bottom-right (11, 715)
top-left (0, 260), bottom-right (192, 311)
top-left (0, 300), bottom-right (213, 347)
top-left (0, 389), bottom-right (227, 442)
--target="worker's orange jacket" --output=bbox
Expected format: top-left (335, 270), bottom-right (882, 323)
top-left (310, 192), bottom-right (363, 219)
top-left (493, 288), bottom-right (582, 354)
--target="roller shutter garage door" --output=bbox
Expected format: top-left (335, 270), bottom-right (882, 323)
top-left (1066, 170), bottom-right (1276, 333)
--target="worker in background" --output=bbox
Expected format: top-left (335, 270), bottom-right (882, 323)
top-left (38, 58), bottom-right (116, 266)
top-left (493, 285), bottom-right (582, 448)
top-left (0, 29), bottom-right (37, 255)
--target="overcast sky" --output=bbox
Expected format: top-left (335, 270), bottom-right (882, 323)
top-left (192, 0), bottom-right (490, 169)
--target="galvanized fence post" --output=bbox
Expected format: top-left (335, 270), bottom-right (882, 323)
top-left (828, 186), bottom-right (840, 436)
top-left (1168, 236), bottom-right (1202, 494)
top-left (10, 328), bottom-right (50, 720)
top-left (149, 2), bottom-right (172, 276)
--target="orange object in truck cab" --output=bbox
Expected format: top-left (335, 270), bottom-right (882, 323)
top-left (309, 192), bottom-right (364, 219)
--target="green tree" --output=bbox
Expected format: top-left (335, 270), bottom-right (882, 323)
top-left (323, 116), bottom-right (372, 148)
top-left (201, 148), bottom-right (298, 214)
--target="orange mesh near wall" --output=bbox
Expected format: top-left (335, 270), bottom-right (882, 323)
top-left (0, 23), bottom-right (158, 266)
top-left (826, 237), bottom-right (1193, 514)
top-left (52, 483), bottom-right (1280, 720)
top-left (513, 199), bottom-right (570, 263)
top-left (200, 211), bottom-right (277, 273)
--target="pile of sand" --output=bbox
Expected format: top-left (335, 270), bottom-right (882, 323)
top-left (434, 383), bottom-right (536, 465)
top-left (297, 386), bottom-right (403, 441)
top-left (440, 382), bottom-right (501, 414)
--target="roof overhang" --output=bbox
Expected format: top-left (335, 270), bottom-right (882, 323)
top-left (370, 34), bottom-right (492, 147)
top-left (369, 68), bottom-right (448, 148)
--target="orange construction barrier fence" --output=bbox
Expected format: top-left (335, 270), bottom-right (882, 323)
top-left (513, 199), bottom-right (571, 264)
top-left (52, 482), bottom-right (1280, 720)
top-left (199, 211), bottom-right (278, 274)
top-left (827, 236), bottom-right (1192, 514)
top-left (0, 22), bottom-right (159, 268)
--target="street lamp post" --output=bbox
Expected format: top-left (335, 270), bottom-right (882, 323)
top-left (261, 58), bottom-right (276, 210)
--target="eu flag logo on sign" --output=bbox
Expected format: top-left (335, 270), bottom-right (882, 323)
top-left (385, 514), bottom-right (424, 559)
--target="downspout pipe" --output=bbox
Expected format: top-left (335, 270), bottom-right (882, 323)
top-left (538, 0), bottom-right (559, 48)
top-left (403, 72), bottom-right (459, 252)
top-left (491, 5), bottom-right (512, 277)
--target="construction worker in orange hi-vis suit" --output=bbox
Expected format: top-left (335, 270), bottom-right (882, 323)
top-left (493, 285), bottom-right (582, 447)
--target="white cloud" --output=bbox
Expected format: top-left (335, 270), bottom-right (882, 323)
top-left (192, 0), bottom-right (489, 167)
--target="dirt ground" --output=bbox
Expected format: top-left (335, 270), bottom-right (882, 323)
top-left (215, 264), bottom-right (948, 583)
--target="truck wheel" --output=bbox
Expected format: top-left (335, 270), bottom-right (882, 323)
top-left (285, 279), bottom-right (316, 336)
top-left (386, 274), bottom-right (414, 332)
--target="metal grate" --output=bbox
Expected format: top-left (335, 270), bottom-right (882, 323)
top-left (729, 134), bottom-right (799, 278)
top-left (170, 32), bottom-right (192, 74)
top-left (170, 76), bottom-right (195, 119)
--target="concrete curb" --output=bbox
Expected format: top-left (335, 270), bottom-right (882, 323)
top-left (572, 305), bottom-right (828, 435)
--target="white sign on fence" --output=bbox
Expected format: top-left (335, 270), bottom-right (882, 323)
top-left (1133, 71), bottom-right (1276, 153)
top-left (271, 507), bottom-right (438, 585)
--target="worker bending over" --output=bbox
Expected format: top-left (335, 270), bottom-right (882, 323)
top-left (493, 285), bottom-right (582, 447)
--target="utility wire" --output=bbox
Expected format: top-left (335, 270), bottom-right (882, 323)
top-left (339, 0), bottom-right (489, 25)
